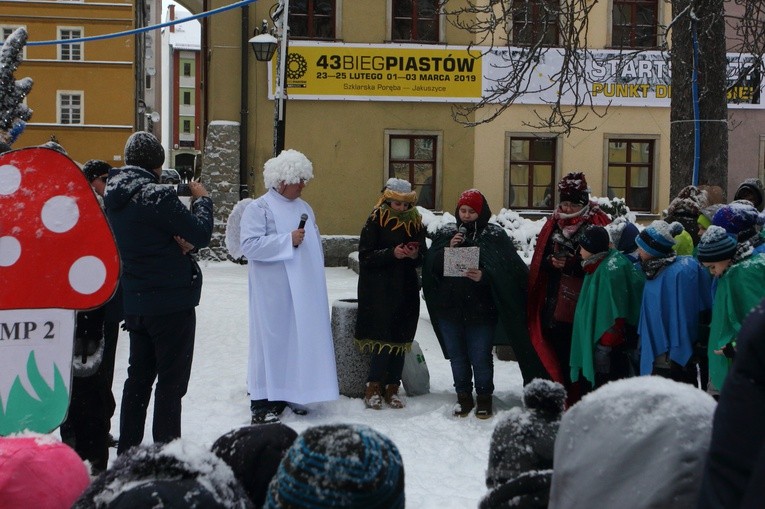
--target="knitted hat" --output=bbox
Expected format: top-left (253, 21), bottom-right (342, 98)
top-left (616, 222), bottom-right (639, 253)
top-left (733, 178), bottom-right (764, 211)
top-left (458, 188), bottom-right (484, 214)
top-left (73, 440), bottom-right (251, 509)
top-left (697, 204), bottom-right (724, 230)
top-left (212, 424), bottom-right (298, 507)
top-left (375, 177), bottom-right (417, 208)
top-left (82, 159), bottom-right (112, 183)
top-left (697, 225), bottom-right (738, 263)
top-left (265, 424), bottom-right (405, 509)
top-left (557, 172), bottom-right (589, 205)
top-left (0, 435), bottom-right (90, 509)
top-left (635, 220), bottom-right (684, 258)
top-left (666, 185), bottom-right (707, 218)
top-left (579, 225), bottom-right (610, 255)
top-left (712, 202), bottom-right (761, 241)
top-left (263, 149), bottom-right (314, 189)
top-left (486, 379), bottom-right (566, 489)
top-left (124, 131), bottom-right (165, 170)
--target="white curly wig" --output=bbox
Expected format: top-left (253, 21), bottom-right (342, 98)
top-left (263, 149), bottom-right (314, 189)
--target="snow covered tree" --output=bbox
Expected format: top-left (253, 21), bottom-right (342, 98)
top-left (0, 27), bottom-right (33, 145)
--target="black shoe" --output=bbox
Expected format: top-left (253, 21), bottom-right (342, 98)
top-left (251, 410), bottom-right (280, 425)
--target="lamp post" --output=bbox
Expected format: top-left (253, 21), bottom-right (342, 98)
top-left (249, 0), bottom-right (290, 157)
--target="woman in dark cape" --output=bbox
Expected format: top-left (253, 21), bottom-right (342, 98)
top-left (423, 190), bottom-right (545, 418)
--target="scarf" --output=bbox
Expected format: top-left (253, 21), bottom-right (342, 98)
top-left (641, 254), bottom-right (677, 280)
top-left (732, 241), bottom-right (755, 265)
top-left (553, 203), bottom-right (596, 239)
top-left (581, 251), bottom-right (609, 272)
top-left (373, 203), bottom-right (422, 237)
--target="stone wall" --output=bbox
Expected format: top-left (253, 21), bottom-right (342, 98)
top-left (197, 121), bottom-right (240, 262)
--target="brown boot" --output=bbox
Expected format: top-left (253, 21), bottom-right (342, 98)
top-left (453, 392), bottom-right (474, 417)
top-left (384, 384), bottom-right (405, 409)
top-left (364, 382), bottom-right (383, 410)
top-left (476, 394), bottom-right (493, 419)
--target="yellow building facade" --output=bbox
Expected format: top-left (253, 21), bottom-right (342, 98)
top-left (202, 0), bottom-right (758, 234)
top-left (1, 0), bottom-right (134, 164)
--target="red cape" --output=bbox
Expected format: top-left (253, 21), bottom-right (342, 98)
top-left (526, 205), bottom-right (611, 382)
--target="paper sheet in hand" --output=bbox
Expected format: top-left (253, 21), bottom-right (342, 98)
top-left (444, 246), bottom-right (480, 277)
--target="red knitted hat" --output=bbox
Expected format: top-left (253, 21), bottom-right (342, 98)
top-left (458, 189), bottom-right (483, 214)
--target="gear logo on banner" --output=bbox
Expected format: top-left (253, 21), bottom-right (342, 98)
top-left (286, 53), bottom-right (308, 80)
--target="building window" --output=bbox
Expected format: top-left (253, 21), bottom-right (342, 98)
top-left (607, 139), bottom-right (654, 211)
top-left (508, 136), bottom-right (556, 209)
top-left (290, 0), bottom-right (336, 39)
top-left (182, 62), bottom-right (192, 77)
top-left (58, 28), bottom-right (83, 60)
top-left (391, 0), bottom-right (440, 42)
top-left (182, 119), bottom-right (192, 133)
top-left (612, 0), bottom-right (658, 48)
top-left (512, 0), bottom-right (559, 47)
top-left (389, 134), bottom-right (437, 209)
top-left (58, 92), bottom-right (82, 124)
top-left (182, 90), bottom-right (192, 105)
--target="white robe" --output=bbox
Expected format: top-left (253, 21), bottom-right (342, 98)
top-left (240, 188), bottom-right (339, 404)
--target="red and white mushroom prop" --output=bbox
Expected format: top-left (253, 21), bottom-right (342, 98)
top-left (0, 147), bottom-right (120, 434)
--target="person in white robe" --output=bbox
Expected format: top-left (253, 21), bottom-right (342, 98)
top-left (240, 150), bottom-right (339, 424)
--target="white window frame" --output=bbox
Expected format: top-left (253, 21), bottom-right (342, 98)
top-left (58, 91), bottom-right (84, 125)
top-left (58, 26), bottom-right (84, 61)
top-left (1, 25), bottom-right (27, 59)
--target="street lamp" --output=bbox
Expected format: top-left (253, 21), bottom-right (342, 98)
top-left (249, 1), bottom-right (290, 157)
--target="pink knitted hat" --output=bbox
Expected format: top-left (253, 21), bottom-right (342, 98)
top-left (0, 435), bottom-right (90, 509)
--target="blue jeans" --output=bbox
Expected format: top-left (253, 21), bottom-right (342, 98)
top-left (437, 316), bottom-right (495, 395)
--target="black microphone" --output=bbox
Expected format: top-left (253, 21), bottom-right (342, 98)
top-left (457, 226), bottom-right (467, 245)
top-left (298, 213), bottom-right (308, 229)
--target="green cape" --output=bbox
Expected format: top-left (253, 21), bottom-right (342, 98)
top-left (709, 254), bottom-right (765, 389)
top-left (570, 249), bottom-right (645, 385)
top-left (422, 223), bottom-right (547, 385)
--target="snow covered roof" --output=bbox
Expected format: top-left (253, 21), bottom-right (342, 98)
top-left (165, 6), bottom-right (200, 51)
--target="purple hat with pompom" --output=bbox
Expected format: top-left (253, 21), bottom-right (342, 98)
top-left (712, 201), bottom-right (761, 241)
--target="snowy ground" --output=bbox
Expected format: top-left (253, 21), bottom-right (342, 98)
top-left (96, 262), bottom-right (525, 507)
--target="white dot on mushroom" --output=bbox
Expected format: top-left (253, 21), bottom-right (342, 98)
top-left (69, 256), bottom-right (106, 295)
top-left (0, 236), bottom-right (21, 267)
top-left (41, 195), bottom-right (79, 233)
top-left (0, 165), bottom-right (22, 195)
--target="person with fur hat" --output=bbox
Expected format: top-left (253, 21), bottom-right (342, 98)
top-left (697, 225), bottom-right (765, 390)
top-left (60, 160), bottom-right (124, 473)
top-left (240, 149), bottom-right (339, 423)
top-left (526, 172), bottom-right (610, 404)
top-left (480, 379), bottom-right (565, 509)
top-left (264, 424), bottom-right (405, 508)
top-left (569, 225), bottom-right (644, 390)
top-left (635, 220), bottom-right (712, 384)
top-left (664, 184), bottom-right (707, 246)
top-left (733, 177), bottom-right (764, 211)
top-left (211, 423), bottom-right (298, 507)
top-left (355, 178), bottom-right (426, 410)
top-left (423, 189), bottom-right (543, 418)
top-left (105, 131), bottom-right (213, 454)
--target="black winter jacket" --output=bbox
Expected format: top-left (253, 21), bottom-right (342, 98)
top-left (103, 166), bottom-right (213, 316)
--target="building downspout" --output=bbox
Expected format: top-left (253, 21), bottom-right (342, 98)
top-left (239, 5), bottom-right (250, 198)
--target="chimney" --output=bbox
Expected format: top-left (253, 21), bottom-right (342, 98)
top-left (169, 4), bottom-right (175, 32)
